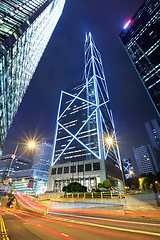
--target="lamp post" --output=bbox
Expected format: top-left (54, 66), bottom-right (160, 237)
top-left (5, 141), bottom-right (36, 180)
top-left (105, 136), bottom-right (126, 193)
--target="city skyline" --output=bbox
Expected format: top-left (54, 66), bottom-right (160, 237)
top-left (3, 0), bottom-right (159, 170)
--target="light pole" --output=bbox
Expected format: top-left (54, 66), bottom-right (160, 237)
top-left (105, 136), bottom-right (126, 193)
top-left (5, 141), bottom-right (36, 180)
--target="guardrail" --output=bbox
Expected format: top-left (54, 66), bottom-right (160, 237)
top-left (38, 191), bottom-right (125, 201)
top-left (62, 191), bottom-right (124, 199)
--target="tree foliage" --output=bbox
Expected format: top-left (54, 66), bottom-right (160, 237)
top-left (125, 177), bottom-right (139, 189)
top-left (103, 179), bottom-right (111, 189)
top-left (98, 183), bottom-right (103, 189)
top-left (62, 182), bottom-right (87, 193)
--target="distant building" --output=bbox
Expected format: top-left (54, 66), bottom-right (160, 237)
top-left (32, 142), bottom-right (53, 172)
top-left (0, 154), bottom-right (31, 181)
top-left (133, 145), bottom-right (159, 175)
top-left (12, 168), bottom-right (48, 195)
top-left (121, 158), bottom-right (134, 179)
top-left (47, 33), bottom-right (123, 192)
top-left (0, 0), bottom-right (65, 150)
top-left (119, 0), bottom-right (160, 117)
top-left (145, 119), bottom-right (160, 151)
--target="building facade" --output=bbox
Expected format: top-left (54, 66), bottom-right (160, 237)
top-left (119, 0), bottom-right (160, 117)
top-left (0, 0), bottom-right (65, 148)
top-left (121, 158), bottom-right (134, 179)
top-left (145, 119), bottom-right (160, 151)
top-left (0, 154), bottom-right (31, 181)
top-left (12, 168), bottom-right (48, 195)
top-left (47, 33), bottom-right (123, 192)
top-left (133, 145), bottom-right (159, 175)
top-left (32, 141), bottom-right (53, 172)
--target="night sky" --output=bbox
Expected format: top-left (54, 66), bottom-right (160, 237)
top-left (3, 0), bottom-right (159, 170)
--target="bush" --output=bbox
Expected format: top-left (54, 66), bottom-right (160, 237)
top-left (103, 179), bottom-right (111, 189)
top-left (62, 182), bottom-right (87, 193)
top-left (98, 183), bottom-right (103, 189)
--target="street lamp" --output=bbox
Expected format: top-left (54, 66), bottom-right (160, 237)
top-left (6, 140), bottom-right (36, 179)
top-left (105, 136), bottom-right (126, 193)
top-left (28, 141), bottom-right (36, 149)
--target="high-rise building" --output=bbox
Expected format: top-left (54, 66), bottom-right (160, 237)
top-left (32, 141), bottom-right (53, 172)
top-left (133, 145), bottom-right (159, 175)
top-left (145, 119), bottom-right (160, 151)
top-left (119, 0), bottom-right (160, 117)
top-left (0, 0), bottom-right (65, 148)
top-left (47, 33), bottom-right (123, 192)
top-left (121, 158), bottom-right (134, 179)
top-left (145, 118), bottom-right (160, 171)
top-left (0, 154), bottom-right (31, 181)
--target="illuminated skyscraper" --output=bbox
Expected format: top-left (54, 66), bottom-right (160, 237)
top-left (32, 141), bottom-right (53, 172)
top-left (0, 0), bottom-right (65, 148)
top-left (133, 145), bottom-right (159, 175)
top-left (48, 33), bottom-right (123, 191)
top-left (119, 0), bottom-right (160, 117)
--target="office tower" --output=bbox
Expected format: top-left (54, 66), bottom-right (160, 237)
top-left (0, 0), bottom-right (65, 148)
top-left (0, 154), bottom-right (31, 181)
top-left (32, 141), bottom-right (53, 172)
top-left (122, 158), bottom-right (134, 179)
top-left (119, 0), bottom-right (160, 117)
top-left (12, 168), bottom-right (48, 195)
top-left (145, 119), bottom-right (160, 171)
top-left (145, 119), bottom-right (160, 151)
top-left (133, 145), bottom-right (159, 175)
top-left (48, 33), bottom-right (123, 192)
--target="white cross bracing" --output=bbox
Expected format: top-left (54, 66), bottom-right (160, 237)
top-left (51, 32), bottom-right (121, 169)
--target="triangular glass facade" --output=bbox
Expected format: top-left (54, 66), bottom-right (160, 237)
top-left (52, 33), bottom-right (121, 173)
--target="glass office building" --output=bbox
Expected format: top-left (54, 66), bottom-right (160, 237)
top-left (48, 33), bottom-right (123, 191)
top-left (0, 0), bottom-right (65, 147)
top-left (119, 0), bottom-right (160, 117)
top-left (0, 154), bottom-right (31, 181)
top-left (32, 141), bottom-right (53, 172)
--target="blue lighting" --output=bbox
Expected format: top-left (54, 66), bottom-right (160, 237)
top-left (123, 19), bottom-right (132, 29)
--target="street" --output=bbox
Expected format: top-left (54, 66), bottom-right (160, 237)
top-left (1, 208), bottom-right (160, 240)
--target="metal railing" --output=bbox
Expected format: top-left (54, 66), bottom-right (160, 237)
top-left (62, 191), bottom-right (124, 199)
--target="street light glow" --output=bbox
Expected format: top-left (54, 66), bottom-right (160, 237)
top-left (28, 141), bottom-right (36, 148)
top-left (106, 137), bottom-right (113, 145)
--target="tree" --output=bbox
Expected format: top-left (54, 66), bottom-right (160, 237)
top-left (62, 182), bottom-right (87, 193)
top-left (98, 183), bottom-right (103, 189)
top-left (103, 179), bottom-right (111, 189)
top-left (140, 177), bottom-right (153, 190)
top-left (125, 177), bottom-right (139, 189)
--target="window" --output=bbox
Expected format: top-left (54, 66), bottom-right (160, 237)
top-left (85, 164), bottom-right (91, 171)
top-left (70, 166), bottom-right (76, 173)
top-left (57, 167), bottom-right (63, 174)
top-left (93, 162), bottom-right (100, 171)
top-left (51, 168), bottom-right (56, 175)
top-left (64, 166), bottom-right (69, 174)
top-left (78, 165), bottom-right (84, 172)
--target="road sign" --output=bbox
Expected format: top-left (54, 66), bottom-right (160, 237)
top-left (3, 179), bottom-right (10, 186)
top-left (0, 185), bottom-right (9, 196)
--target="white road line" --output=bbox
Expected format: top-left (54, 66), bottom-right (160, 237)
top-left (61, 233), bottom-right (69, 237)
top-left (51, 212), bottom-right (160, 226)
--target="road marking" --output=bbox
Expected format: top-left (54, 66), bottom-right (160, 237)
top-left (51, 212), bottom-right (160, 226)
top-left (61, 233), bottom-right (69, 237)
top-left (0, 215), bottom-right (9, 240)
top-left (45, 215), bottom-right (160, 237)
top-left (7, 209), bottom-right (160, 237)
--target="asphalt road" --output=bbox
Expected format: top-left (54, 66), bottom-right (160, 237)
top-left (1, 208), bottom-right (160, 240)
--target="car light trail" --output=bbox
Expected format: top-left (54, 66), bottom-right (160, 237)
top-left (6, 209), bottom-right (160, 239)
top-left (6, 211), bottom-right (76, 240)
